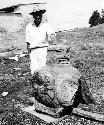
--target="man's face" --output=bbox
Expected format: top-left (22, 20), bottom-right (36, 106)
top-left (33, 14), bottom-right (42, 27)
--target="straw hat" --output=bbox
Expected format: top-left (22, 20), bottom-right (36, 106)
top-left (29, 8), bottom-right (46, 15)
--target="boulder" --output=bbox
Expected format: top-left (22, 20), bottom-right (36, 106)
top-left (31, 66), bottom-right (59, 108)
top-left (31, 64), bottom-right (96, 117)
top-left (55, 73), bottom-right (79, 106)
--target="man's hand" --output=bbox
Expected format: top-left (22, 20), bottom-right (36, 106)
top-left (49, 33), bottom-right (56, 45)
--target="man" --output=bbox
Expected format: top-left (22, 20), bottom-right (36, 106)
top-left (26, 8), bottom-right (54, 75)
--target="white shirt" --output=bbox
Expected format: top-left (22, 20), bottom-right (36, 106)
top-left (26, 22), bottom-right (54, 48)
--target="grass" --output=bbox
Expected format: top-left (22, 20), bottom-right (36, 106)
top-left (0, 24), bottom-right (104, 124)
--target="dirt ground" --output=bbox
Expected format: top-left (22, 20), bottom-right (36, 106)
top-left (0, 24), bottom-right (104, 124)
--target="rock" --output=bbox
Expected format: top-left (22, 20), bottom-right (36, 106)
top-left (31, 64), bottom-right (96, 117)
top-left (2, 92), bottom-right (8, 96)
top-left (31, 66), bottom-right (59, 108)
top-left (55, 73), bottom-right (79, 106)
top-left (31, 65), bottom-right (81, 107)
top-left (32, 66), bottom-right (54, 87)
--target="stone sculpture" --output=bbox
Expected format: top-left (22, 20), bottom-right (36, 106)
top-left (30, 64), bottom-right (96, 117)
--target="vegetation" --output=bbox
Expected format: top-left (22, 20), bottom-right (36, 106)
top-left (89, 9), bottom-right (104, 27)
top-left (0, 10), bottom-right (104, 124)
top-left (0, 23), bottom-right (104, 124)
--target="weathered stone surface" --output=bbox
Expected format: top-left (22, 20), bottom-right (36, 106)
top-left (31, 65), bottom-right (80, 106)
top-left (55, 73), bottom-right (79, 106)
top-left (32, 66), bottom-right (54, 87)
top-left (31, 64), bottom-right (96, 117)
top-left (31, 66), bottom-right (59, 108)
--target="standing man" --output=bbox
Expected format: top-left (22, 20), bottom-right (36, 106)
top-left (26, 8), bottom-right (54, 75)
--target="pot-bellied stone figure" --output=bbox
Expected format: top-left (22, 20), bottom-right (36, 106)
top-left (30, 64), bottom-right (96, 118)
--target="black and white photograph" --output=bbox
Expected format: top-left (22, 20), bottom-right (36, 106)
top-left (0, 0), bottom-right (104, 124)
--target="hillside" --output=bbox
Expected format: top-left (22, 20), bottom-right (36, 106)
top-left (47, 24), bottom-right (104, 103)
top-left (55, 23), bottom-right (104, 49)
top-left (0, 24), bottom-right (104, 124)
top-left (1, 23), bottom-right (104, 55)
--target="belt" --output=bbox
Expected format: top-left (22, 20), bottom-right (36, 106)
top-left (30, 46), bottom-right (48, 51)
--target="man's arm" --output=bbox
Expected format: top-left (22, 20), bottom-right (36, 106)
top-left (26, 24), bottom-right (31, 54)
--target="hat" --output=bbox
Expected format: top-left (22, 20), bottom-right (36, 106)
top-left (29, 9), bottom-right (46, 16)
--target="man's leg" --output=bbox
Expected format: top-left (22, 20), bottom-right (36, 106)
top-left (30, 50), bottom-right (40, 75)
top-left (38, 47), bottom-right (47, 68)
